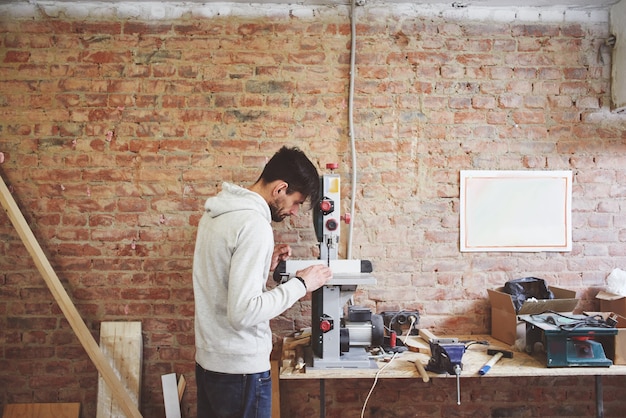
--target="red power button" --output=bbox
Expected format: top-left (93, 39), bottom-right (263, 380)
top-left (320, 320), bottom-right (332, 333)
top-left (319, 199), bottom-right (333, 212)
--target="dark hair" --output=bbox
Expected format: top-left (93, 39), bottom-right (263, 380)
top-left (258, 146), bottom-right (320, 205)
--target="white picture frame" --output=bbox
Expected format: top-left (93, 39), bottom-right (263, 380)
top-left (460, 170), bottom-right (572, 252)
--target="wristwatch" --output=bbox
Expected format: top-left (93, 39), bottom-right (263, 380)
top-left (294, 276), bottom-right (307, 290)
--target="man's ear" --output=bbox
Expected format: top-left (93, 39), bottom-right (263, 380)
top-left (272, 181), bottom-right (289, 197)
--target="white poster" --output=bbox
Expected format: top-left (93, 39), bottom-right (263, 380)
top-left (460, 170), bottom-right (572, 252)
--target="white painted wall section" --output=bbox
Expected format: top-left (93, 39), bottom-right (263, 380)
top-left (0, 1), bottom-right (613, 22)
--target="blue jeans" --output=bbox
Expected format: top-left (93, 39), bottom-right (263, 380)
top-left (196, 363), bottom-right (272, 418)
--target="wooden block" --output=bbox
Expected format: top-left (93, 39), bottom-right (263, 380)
top-left (96, 322), bottom-right (143, 418)
top-left (2, 403), bottom-right (80, 418)
top-left (282, 335), bottom-right (311, 351)
top-left (419, 328), bottom-right (438, 342)
top-left (405, 336), bottom-right (431, 355)
top-left (177, 375), bottom-right (186, 402)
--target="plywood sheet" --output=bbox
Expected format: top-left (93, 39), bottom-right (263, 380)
top-left (96, 322), bottom-right (143, 418)
top-left (2, 403), bottom-right (80, 418)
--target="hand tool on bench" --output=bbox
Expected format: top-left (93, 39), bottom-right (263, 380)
top-left (408, 359), bottom-right (430, 382)
top-left (478, 348), bottom-right (513, 375)
top-left (420, 328), bottom-right (467, 405)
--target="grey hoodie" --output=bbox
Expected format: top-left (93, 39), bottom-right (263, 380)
top-left (193, 182), bottom-right (306, 374)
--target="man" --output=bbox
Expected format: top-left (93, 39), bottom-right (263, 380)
top-left (193, 146), bottom-right (333, 417)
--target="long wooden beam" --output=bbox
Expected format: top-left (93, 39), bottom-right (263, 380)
top-left (0, 174), bottom-right (142, 418)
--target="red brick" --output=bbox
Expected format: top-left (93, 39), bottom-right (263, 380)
top-left (564, 67), bottom-right (588, 79)
top-left (512, 110), bottom-right (546, 124)
top-left (121, 288), bottom-right (170, 300)
top-left (73, 22), bottom-right (122, 35)
top-left (81, 51), bottom-right (131, 64)
top-left (152, 64), bottom-right (177, 77)
top-left (472, 96), bottom-right (496, 109)
top-left (124, 22), bottom-right (171, 35)
top-left (6, 347), bottom-right (55, 360)
top-left (3, 50), bottom-right (30, 63)
top-left (514, 24), bottom-right (560, 37)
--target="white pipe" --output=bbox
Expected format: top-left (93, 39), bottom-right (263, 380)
top-left (347, 0), bottom-right (358, 259)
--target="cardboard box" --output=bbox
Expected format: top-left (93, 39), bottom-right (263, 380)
top-left (488, 286), bottom-right (578, 345)
top-left (596, 291), bottom-right (626, 317)
top-left (584, 312), bottom-right (626, 365)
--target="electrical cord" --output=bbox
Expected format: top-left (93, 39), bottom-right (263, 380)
top-left (404, 316), bottom-right (417, 345)
top-left (360, 351), bottom-right (398, 418)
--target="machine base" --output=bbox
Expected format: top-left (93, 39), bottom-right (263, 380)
top-left (306, 347), bottom-right (378, 370)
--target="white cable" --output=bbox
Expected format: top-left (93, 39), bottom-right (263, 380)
top-left (347, 0), bottom-right (357, 259)
top-left (404, 316), bottom-right (417, 344)
top-left (360, 352), bottom-right (398, 418)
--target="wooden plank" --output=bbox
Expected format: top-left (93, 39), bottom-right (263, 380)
top-left (271, 360), bottom-right (280, 418)
top-left (97, 322), bottom-right (143, 418)
top-left (177, 375), bottom-right (186, 402)
top-left (0, 175), bottom-right (142, 418)
top-left (406, 336), bottom-right (431, 354)
top-left (2, 403), bottom-right (80, 418)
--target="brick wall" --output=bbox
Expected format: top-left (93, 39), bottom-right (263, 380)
top-left (1, 2), bottom-right (626, 417)
top-left (282, 375), bottom-right (626, 417)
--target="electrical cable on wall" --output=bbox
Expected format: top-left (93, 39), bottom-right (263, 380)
top-left (347, 0), bottom-right (358, 259)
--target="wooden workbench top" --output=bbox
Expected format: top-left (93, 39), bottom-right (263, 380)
top-left (279, 334), bottom-right (626, 380)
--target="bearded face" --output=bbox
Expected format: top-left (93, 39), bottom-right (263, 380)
top-left (269, 200), bottom-right (288, 222)
top-left (269, 191), bottom-right (305, 222)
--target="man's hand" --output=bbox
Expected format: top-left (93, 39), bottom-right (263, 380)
top-left (296, 264), bottom-right (333, 293)
top-left (271, 244), bottom-right (292, 271)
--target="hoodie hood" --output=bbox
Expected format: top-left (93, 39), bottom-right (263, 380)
top-left (204, 182), bottom-right (270, 221)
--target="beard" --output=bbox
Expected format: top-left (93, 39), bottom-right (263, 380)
top-left (269, 200), bottom-right (288, 222)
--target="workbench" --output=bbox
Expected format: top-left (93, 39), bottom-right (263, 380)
top-left (279, 334), bottom-right (626, 418)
